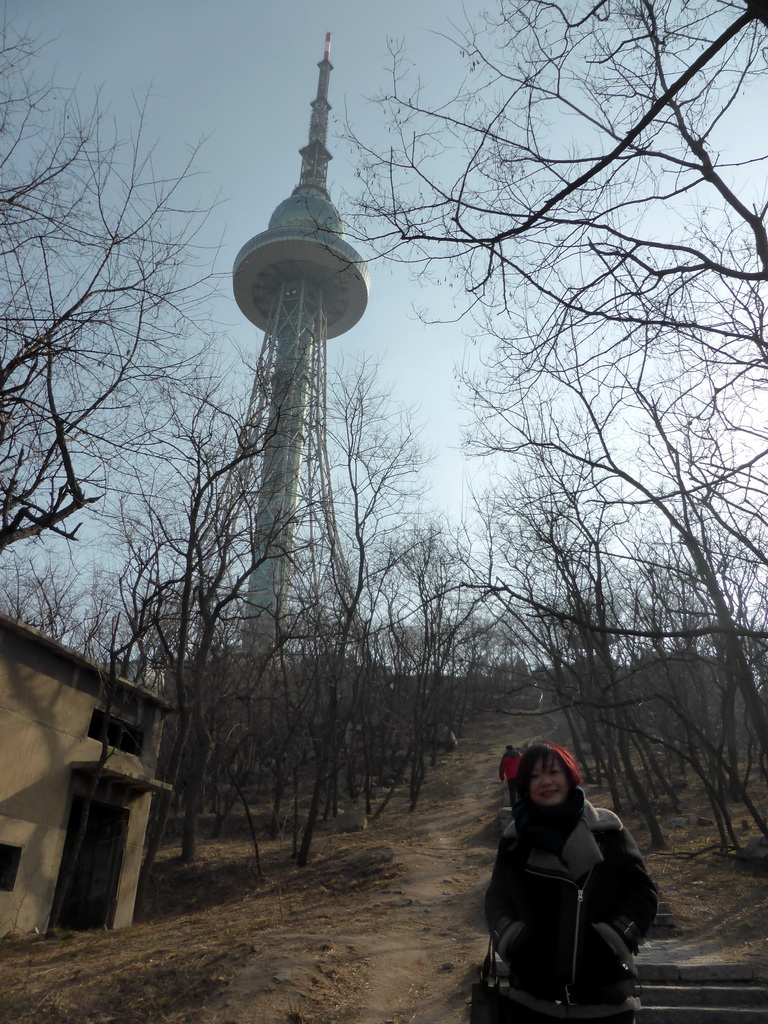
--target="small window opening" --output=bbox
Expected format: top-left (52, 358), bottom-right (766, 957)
top-left (88, 708), bottom-right (144, 756)
top-left (0, 844), bottom-right (22, 891)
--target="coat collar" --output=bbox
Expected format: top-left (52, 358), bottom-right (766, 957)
top-left (583, 800), bottom-right (623, 831)
top-left (506, 800), bottom-right (621, 880)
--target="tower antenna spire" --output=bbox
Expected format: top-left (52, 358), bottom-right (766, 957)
top-left (295, 32), bottom-right (333, 200)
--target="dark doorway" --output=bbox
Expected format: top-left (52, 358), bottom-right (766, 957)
top-left (55, 797), bottom-right (128, 930)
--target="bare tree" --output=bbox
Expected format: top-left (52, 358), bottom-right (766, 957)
top-left (121, 374), bottom-right (275, 898)
top-left (352, 0), bottom-right (768, 655)
top-left (291, 359), bottom-right (431, 865)
top-left (379, 521), bottom-right (489, 808)
top-left (0, 26), bottom-right (215, 551)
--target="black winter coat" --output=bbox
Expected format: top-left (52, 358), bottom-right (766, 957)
top-left (485, 801), bottom-right (658, 1012)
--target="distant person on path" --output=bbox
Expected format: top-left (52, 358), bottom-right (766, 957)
top-left (485, 742), bottom-right (658, 1024)
top-left (498, 744), bottom-right (522, 806)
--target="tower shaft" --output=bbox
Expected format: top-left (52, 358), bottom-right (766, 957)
top-left (247, 279), bottom-right (324, 617)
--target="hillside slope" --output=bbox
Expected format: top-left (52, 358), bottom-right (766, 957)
top-left (2, 712), bottom-right (767, 1024)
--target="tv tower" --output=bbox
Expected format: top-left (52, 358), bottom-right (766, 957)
top-left (233, 34), bottom-right (370, 628)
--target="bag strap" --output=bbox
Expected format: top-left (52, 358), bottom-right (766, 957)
top-left (480, 936), bottom-right (498, 984)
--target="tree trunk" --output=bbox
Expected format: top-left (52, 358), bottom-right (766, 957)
top-left (180, 715), bottom-right (212, 863)
top-left (135, 704), bottom-right (190, 914)
top-left (296, 689), bottom-right (337, 867)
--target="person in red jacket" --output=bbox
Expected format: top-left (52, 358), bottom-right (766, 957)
top-left (499, 744), bottom-right (523, 805)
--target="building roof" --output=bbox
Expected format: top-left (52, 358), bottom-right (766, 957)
top-left (0, 611), bottom-right (174, 711)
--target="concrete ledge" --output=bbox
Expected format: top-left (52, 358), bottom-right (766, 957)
top-left (642, 984), bottom-right (768, 1007)
top-left (639, 964), bottom-right (684, 982)
top-left (639, 962), bottom-right (754, 983)
top-left (641, 1010), bottom-right (768, 1023)
top-left (679, 964), bottom-right (754, 983)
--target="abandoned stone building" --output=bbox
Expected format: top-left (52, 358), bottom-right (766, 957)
top-left (0, 612), bottom-right (172, 935)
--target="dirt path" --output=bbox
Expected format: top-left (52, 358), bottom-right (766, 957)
top-left (348, 767), bottom-right (498, 1024)
top-left (204, 715), bottom-right (530, 1024)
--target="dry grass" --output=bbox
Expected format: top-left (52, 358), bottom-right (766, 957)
top-left (0, 833), bottom-right (403, 1024)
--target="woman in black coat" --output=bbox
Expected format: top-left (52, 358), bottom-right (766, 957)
top-left (485, 742), bottom-right (658, 1023)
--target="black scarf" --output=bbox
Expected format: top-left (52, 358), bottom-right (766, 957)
top-left (513, 787), bottom-right (586, 857)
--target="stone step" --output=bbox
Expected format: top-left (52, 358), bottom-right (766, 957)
top-left (649, 899), bottom-right (677, 931)
top-left (640, 1007), bottom-right (768, 1024)
top-left (639, 962), bottom-right (754, 983)
top-left (650, 913), bottom-right (677, 929)
top-left (639, 952), bottom-right (765, 1024)
top-left (642, 985), bottom-right (768, 1008)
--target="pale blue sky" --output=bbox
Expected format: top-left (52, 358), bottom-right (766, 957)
top-left (15, 0), bottom-right (483, 516)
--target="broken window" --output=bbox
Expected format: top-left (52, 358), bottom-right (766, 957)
top-left (87, 708), bottom-right (144, 756)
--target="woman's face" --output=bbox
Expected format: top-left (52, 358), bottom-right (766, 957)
top-left (528, 757), bottom-right (570, 808)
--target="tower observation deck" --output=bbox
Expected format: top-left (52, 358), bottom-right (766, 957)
top-left (233, 34), bottom-right (370, 629)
